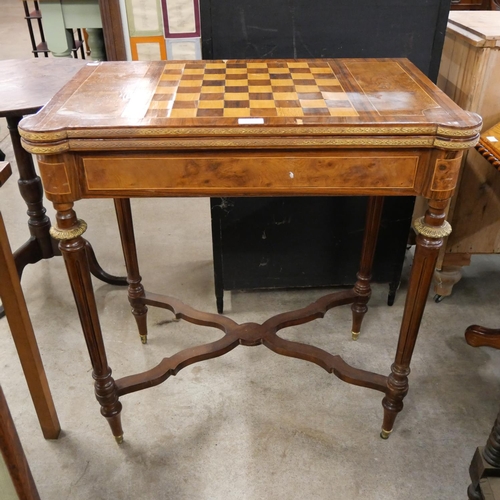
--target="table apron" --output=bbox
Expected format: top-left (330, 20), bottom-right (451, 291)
top-left (37, 150), bottom-right (431, 200)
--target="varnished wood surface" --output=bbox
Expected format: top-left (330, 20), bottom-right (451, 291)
top-left (0, 385), bottom-right (40, 500)
top-left (0, 58), bottom-right (86, 117)
top-left (477, 121), bottom-right (500, 169)
top-left (0, 162), bottom-right (60, 439)
top-left (17, 58), bottom-right (481, 441)
top-left (97, 0), bottom-right (127, 61)
top-left (19, 59), bottom-right (481, 151)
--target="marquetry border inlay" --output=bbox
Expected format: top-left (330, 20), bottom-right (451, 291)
top-left (20, 124), bottom-right (482, 142)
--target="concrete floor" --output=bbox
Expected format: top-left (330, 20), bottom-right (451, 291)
top-left (2, 1), bottom-right (500, 499)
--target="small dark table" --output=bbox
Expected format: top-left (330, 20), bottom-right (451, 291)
top-left (0, 58), bottom-right (126, 317)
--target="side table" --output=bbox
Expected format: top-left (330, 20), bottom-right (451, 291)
top-left (0, 58), bottom-right (127, 318)
top-left (19, 58), bottom-right (481, 444)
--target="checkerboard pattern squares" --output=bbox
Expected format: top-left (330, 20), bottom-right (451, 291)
top-left (146, 61), bottom-right (358, 118)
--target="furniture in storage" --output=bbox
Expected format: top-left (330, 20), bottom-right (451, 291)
top-left (464, 120), bottom-right (500, 350)
top-left (0, 58), bottom-right (127, 319)
top-left (433, 11), bottom-right (500, 298)
top-left (0, 161), bottom-right (49, 499)
top-left (19, 58), bottom-right (481, 444)
top-left (0, 161), bottom-right (59, 440)
top-left (35, 0), bottom-right (126, 61)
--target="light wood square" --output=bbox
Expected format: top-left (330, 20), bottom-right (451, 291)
top-left (322, 92), bottom-right (349, 100)
top-left (161, 74), bottom-right (182, 81)
top-left (223, 108), bottom-right (251, 117)
top-left (149, 100), bottom-right (173, 110)
top-left (328, 108), bottom-right (359, 117)
top-left (273, 92), bottom-right (298, 100)
top-left (184, 68), bottom-right (205, 75)
top-left (247, 73), bottom-right (271, 80)
top-left (249, 100), bottom-right (275, 108)
top-left (198, 100), bottom-right (225, 109)
top-left (288, 62), bottom-right (309, 68)
top-left (248, 86), bottom-right (273, 93)
top-left (205, 63), bottom-right (226, 69)
top-left (168, 108), bottom-right (197, 118)
top-left (295, 85), bottom-right (320, 92)
top-left (277, 108), bottom-right (304, 117)
top-left (178, 80), bottom-right (203, 87)
top-left (315, 78), bottom-right (340, 86)
top-left (175, 93), bottom-right (200, 101)
top-left (247, 62), bottom-right (268, 68)
top-left (269, 68), bottom-right (290, 74)
top-left (270, 79), bottom-right (293, 87)
top-left (301, 99), bottom-right (327, 108)
top-left (226, 68), bottom-right (247, 74)
top-left (155, 86), bottom-right (175, 94)
top-left (225, 93), bottom-right (250, 100)
top-left (200, 86), bottom-right (225, 93)
top-left (225, 80), bottom-right (249, 87)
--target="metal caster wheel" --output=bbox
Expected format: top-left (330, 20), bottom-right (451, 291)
top-left (434, 294), bottom-right (444, 303)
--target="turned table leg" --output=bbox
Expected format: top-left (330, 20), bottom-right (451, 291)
top-left (381, 199), bottom-right (451, 439)
top-left (7, 115), bottom-right (55, 273)
top-left (468, 408), bottom-right (500, 499)
top-left (114, 199), bottom-right (148, 344)
top-left (52, 203), bottom-right (123, 443)
top-left (351, 196), bottom-right (384, 341)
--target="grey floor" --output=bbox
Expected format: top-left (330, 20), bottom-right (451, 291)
top-left (2, 2), bottom-right (500, 499)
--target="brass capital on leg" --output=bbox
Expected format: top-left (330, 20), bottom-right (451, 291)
top-left (50, 219), bottom-right (87, 241)
top-left (413, 217), bottom-right (451, 239)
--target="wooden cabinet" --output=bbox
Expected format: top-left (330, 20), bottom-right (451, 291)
top-left (433, 12), bottom-right (500, 297)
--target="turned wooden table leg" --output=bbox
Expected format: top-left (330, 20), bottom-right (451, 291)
top-left (0, 116), bottom-right (126, 320)
top-left (113, 199), bottom-right (148, 344)
top-left (381, 198), bottom-right (451, 439)
top-left (468, 408), bottom-right (500, 499)
top-left (7, 115), bottom-right (55, 268)
top-left (52, 203), bottom-right (123, 443)
top-left (351, 196), bottom-right (384, 340)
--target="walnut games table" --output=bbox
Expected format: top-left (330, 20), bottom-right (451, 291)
top-left (19, 59), bottom-right (481, 443)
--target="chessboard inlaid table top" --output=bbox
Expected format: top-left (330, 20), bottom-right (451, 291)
top-left (19, 58), bottom-right (481, 154)
top-left (15, 57), bottom-right (484, 446)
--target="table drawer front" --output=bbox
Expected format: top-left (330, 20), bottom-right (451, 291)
top-left (82, 154), bottom-right (419, 196)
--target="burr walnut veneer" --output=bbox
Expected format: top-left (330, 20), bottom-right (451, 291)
top-left (19, 59), bottom-right (481, 443)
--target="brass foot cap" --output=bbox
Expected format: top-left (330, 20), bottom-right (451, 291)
top-left (380, 429), bottom-right (392, 440)
top-left (352, 331), bottom-right (360, 341)
top-left (140, 335), bottom-right (147, 345)
top-left (115, 435), bottom-right (124, 444)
